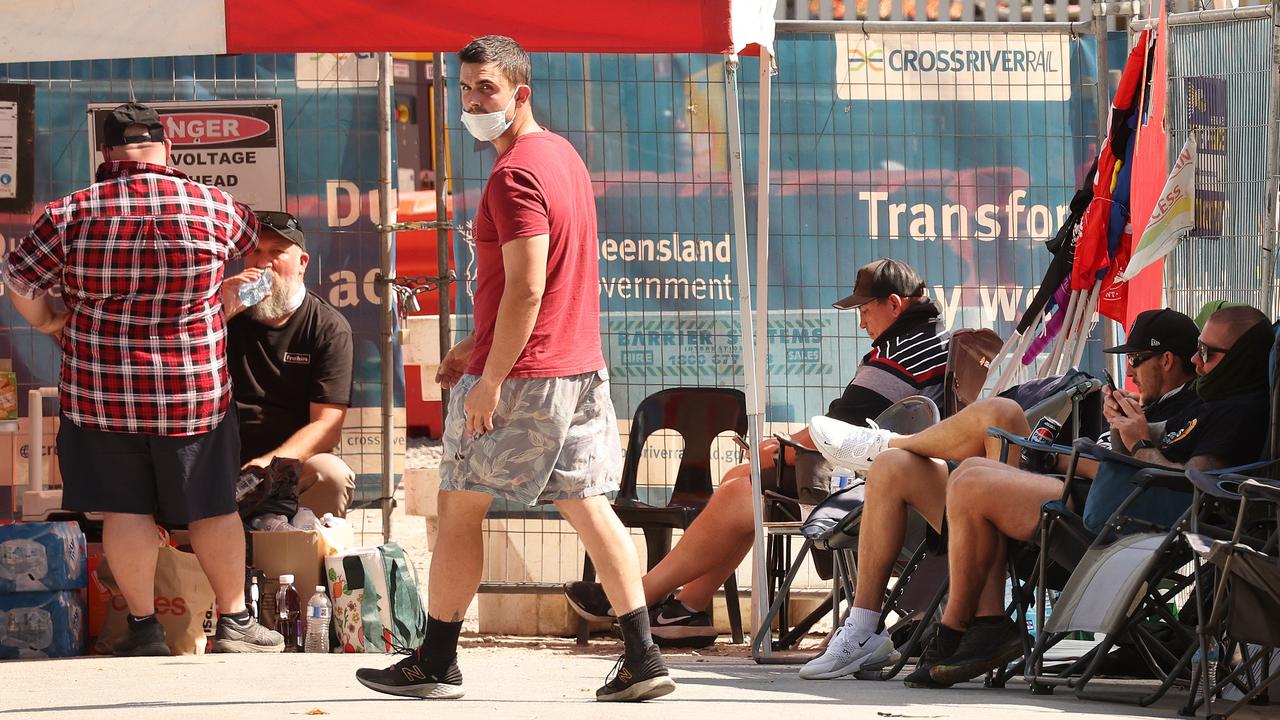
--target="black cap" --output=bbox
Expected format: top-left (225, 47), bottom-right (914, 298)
top-left (1103, 308), bottom-right (1199, 358)
top-left (102, 102), bottom-right (165, 147)
top-left (255, 211), bottom-right (306, 250)
top-left (832, 258), bottom-right (925, 310)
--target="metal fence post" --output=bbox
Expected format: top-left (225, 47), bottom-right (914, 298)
top-left (378, 52), bottom-right (396, 543)
top-left (432, 53), bottom-right (453, 413)
top-left (1263, 7), bottom-right (1280, 317)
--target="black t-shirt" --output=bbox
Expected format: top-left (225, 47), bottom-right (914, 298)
top-left (228, 292), bottom-right (353, 463)
top-left (1158, 390), bottom-right (1269, 467)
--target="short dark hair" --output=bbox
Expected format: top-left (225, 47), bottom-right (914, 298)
top-left (1209, 305), bottom-right (1270, 344)
top-left (1174, 352), bottom-right (1196, 376)
top-left (458, 35), bottom-right (531, 87)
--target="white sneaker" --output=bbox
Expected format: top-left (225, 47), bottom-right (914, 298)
top-left (808, 416), bottom-right (892, 471)
top-left (798, 626), bottom-right (897, 680)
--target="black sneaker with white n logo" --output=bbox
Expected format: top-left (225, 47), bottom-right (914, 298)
top-left (596, 644), bottom-right (676, 702)
top-left (648, 595), bottom-right (718, 648)
top-left (355, 651), bottom-right (465, 699)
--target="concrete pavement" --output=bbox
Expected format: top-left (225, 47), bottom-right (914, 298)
top-left (2, 640), bottom-right (1272, 720)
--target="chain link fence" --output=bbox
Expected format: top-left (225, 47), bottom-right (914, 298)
top-left (438, 25), bottom-right (1111, 610)
top-left (1156, 7), bottom-right (1278, 317)
top-left (0, 53), bottom-right (395, 546)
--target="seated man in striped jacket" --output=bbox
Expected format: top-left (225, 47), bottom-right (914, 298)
top-left (565, 259), bottom-right (950, 647)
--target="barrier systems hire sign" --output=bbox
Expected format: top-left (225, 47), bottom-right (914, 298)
top-left (835, 32), bottom-right (1071, 102)
top-left (87, 100), bottom-right (285, 211)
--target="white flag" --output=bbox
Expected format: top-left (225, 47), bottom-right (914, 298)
top-left (1120, 133), bottom-right (1197, 281)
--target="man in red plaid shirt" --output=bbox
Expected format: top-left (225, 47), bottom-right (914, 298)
top-left (3, 102), bottom-right (283, 655)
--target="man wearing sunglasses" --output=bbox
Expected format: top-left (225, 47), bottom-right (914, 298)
top-left (911, 304), bottom-right (1271, 688)
top-left (3, 102), bottom-right (282, 655)
top-left (222, 211), bottom-right (355, 518)
top-left (1097, 308), bottom-right (1202, 447)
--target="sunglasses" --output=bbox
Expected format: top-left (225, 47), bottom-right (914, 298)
top-left (1126, 352), bottom-right (1157, 368)
top-left (256, 211), bottom-right (302, 233)
top-left (1197, 341), bottom-right (1229, 363)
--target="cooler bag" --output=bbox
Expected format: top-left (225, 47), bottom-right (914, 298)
top-left (325, 542), bottom-right (426, 653)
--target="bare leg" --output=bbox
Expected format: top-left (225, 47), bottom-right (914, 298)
top-left (188, 512), bottom-right (249, 614)
top-left (642, 467), bottom-right (757, 610)
top-left (852, 450), bottom-right (948, 611)
top-left (102, 513), bottom-right (161, 617)
top-left (940, 458), bottom-right (1061, 629)
top-left (557, 496), bottom-right (647, 615)
top-left (888, 398), bottom-right (1031, 465)
top-left (429, 489), bottom-right (493, 621)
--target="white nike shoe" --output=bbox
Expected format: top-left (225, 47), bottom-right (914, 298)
top-left (798, 626), bottom-right (897, 680)
top-left (808, 416), bottom-right (892, 472)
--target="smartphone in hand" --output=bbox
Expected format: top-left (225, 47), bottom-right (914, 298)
top-left (1103, 368), bottom-right (1118, 393)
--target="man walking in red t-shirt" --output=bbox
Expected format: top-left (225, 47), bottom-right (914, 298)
top-left (356, 36), bottom-right (673, 703)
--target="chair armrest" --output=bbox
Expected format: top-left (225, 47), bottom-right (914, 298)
top-left (1129, 466), bottom-right (1195, 493)
top-left (1241, 478), bottom-right (1280, 505)
top-left (1141, 458), bottom-right (1280, 496)
top-left (774, 432), bottom-right (821, 456)
top-left (986, 427), bottom-right (1073, 457)
top-left (1071, 437), bottom-right (1166, 470)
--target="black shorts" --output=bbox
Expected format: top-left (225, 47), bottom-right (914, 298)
top-left (57, 406), bottom-right (240, 525)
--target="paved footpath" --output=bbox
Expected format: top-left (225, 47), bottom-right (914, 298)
top-left (1, 641), bottom-right (1273, 720)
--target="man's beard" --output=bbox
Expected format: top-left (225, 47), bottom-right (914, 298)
top-left (249, 269), bottom-right (304, 322)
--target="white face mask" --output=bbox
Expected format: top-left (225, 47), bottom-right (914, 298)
top-left (460, 87), bottom-right (522, 142)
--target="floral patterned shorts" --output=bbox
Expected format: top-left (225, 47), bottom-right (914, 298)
top-left (439, 368), bottom-right (622, 506)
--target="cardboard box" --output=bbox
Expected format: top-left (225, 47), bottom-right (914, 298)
top-left (251, 527), bottom-right (353, 604)
top-left (0, 371), bottom-right (17, 422)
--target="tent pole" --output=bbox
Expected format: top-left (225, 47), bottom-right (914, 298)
top-left (378, 52), bottom-right (396, 543)
top-left (751, 46), bottom-right (774, 655)
top-left (724, 55), bottom-right (768, 657)
top-left (432, 53), bottom-right (453, 415)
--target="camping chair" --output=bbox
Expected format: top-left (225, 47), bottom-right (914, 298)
top-left (574, 387), bottom-right (747, 645)
top-left (1011, 320), bottom-right (1280, 703)
top-left (1182, 468), bottom-right (1280, 719)
top-left (749, 328), bottom-right (1001, 662)
top-left (751, 395), bottom-right (940, 662)
top-left (865, 371), bottom-right (1105, 681)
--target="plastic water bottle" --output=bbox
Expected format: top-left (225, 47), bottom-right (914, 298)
top-left (247, 575), bottom-right (261, 621)
top-left (233, 472), bottom-right (264, 502)
top-left (275, 574), bottom-right (302, 652)
top-left (251, 514), bottom-right (293, 532)
top-left (304, 586), bottom-right (331, 654)
top-left (1024, 593), bottom-right (1054, 637)
top-left (237, 270), bottom-right (273, 307)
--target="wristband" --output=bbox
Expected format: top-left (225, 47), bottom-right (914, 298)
top-left (1130, 439), bottom-right (1155, 453)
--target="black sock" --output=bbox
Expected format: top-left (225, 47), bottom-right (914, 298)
top-left (127, 614), bottom-right (159, 631)
top-left (618, 607), bottom-right (655, 663)
top-left (223, 608), bottom-right (253, 626)
top-left (419, 615), bottom-right (463, 669)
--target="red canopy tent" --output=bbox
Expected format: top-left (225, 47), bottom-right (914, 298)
top-left (3, 0), bottom-right (781, 652)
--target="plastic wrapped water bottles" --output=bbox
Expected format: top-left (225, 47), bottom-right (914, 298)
top-left (304, 586), bottom-right (331, 653)
top-left (237, 270), bottom-right (273, 308)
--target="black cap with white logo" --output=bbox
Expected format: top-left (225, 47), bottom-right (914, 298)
top-left (1103, 308), bottom-right (1198, 359)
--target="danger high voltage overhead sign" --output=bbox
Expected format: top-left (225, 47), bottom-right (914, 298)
top-left (87, 99), bottom-right (285, 211)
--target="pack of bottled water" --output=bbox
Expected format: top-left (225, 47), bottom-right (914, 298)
top-left (0, 521), bottom-right (86, 594)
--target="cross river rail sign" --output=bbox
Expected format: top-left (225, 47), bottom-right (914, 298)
top-left (86, 100), bottom-right (285, 211)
